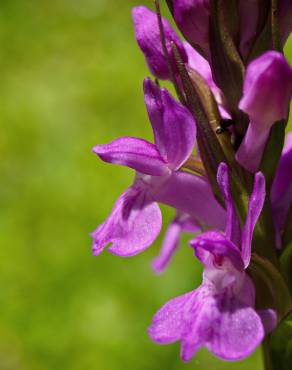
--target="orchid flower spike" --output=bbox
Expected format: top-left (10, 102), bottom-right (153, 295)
top-left (92, 2), bottom-right (292, 367)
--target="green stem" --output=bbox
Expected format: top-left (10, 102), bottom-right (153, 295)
top-left (262, 337), bottom-right (274, 370)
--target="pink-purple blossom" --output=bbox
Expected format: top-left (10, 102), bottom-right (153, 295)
top-left (92, 78), bottom-right (225, 257)
top-left (92, 2), bottom-right (292, 367)
top-left (149, 163), bottom-right (276, 361)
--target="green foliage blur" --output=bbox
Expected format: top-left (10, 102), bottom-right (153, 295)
top-left (0, 1), bottom-right (291, 369)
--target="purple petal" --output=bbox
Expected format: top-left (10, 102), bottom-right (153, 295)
top-left (241, 172), bottom-right (266, 268)
top-left (181, 276), bottom-right (261, 361)
top-left (237, 52), bottom-right (292, 172)
top-left (217, 163), bottom-right (241, 245)
top-left (190, 231), bottom-right (244, 272)
top-left (152, 214), bottom-right (200, 274)
top-left (271, 132), bottom-right (292, 232)
top-left (151, 281), bottom-right (264, 362)
top-left (236, 122), bottom-right (270, 173)
top-left (204, 291), bottom-right (264, 361)
top-left (239, 51), bottom-right (292, 124)
top-left (173, 0), bottom-right (210, 55)
top-left (144, 78), bottom-right (196, 170)
top-left (153, 171), bottom-right (226, 229)
top-left (93, 137), bottom-right (169, 176)
top-left (91, 185), bottom-right (162, 257)
top-left (148, 291), bottom-right (194, 344)
top-left (132, 6), bottom-right (187, 80)
top-left (258, 309), bottom-right (277, 334)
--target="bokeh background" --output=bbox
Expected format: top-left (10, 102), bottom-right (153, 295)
top-left (0, 1), bottom-right (291, 369)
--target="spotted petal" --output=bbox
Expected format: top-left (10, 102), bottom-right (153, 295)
top-left (91, 185), bottom-right (162, 257)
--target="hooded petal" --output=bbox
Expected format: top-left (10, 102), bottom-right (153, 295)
top-left (241, 171), bottom-right (266, 267)
top-left (144, 78), bottom-right (196, 170)
top-left (153, 170), bottom-right (226, 229)
top-left (217, 163), bottom-right (241, 245)
top-left (237, 51), bottom-right (292, 172)
top-left (271, 132), bottom-right (292, 232)
top-left (91, 185), bottom-right (162, 257)
top-left (152, 213), bottom-right (200, 274)
top-left (132, 6), bottom-right (187, 80)
top-left (173, 0), bottom-right (210, 54)
top-left (190, 231), bottom-right (244, 272)
top-left (93, 137), bottom-right (169, 176)
top-left (239, 51), bottom-right (292, 125)
top-left (236, 51), bottom-right (292, 172)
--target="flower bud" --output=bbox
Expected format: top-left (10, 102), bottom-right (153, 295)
top-left (236, 51), bottom-right (292, 172)
top-left (173, 0), bottom-right (210, 53)
top-left (132, 6), bottom-right (187, 80)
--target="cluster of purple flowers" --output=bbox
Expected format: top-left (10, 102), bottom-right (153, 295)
top-left (91, 0), bottom-right (292, 364)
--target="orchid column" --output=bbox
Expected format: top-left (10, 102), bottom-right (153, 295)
top-left (91, 1), bottom-right (292, 369)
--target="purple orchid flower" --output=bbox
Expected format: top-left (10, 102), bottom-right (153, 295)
top-left (236, 51), bottom-right (292, 173)
top-left (91, 79), bottom-right (225, 257)
top-left (152, 212), bottom-right (200, 274)
top-left (271, 132), bottom-right (292, 243)
top-left (149, 163), bottom-right (277, 361)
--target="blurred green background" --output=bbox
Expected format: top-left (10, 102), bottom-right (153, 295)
top-left (0, 1), bottom-right (291, 369)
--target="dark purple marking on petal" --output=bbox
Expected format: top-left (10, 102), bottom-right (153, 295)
top-left (190, 231), bottom-right (244, 271)
top-left (91, 185), bottom-right (162, 257)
